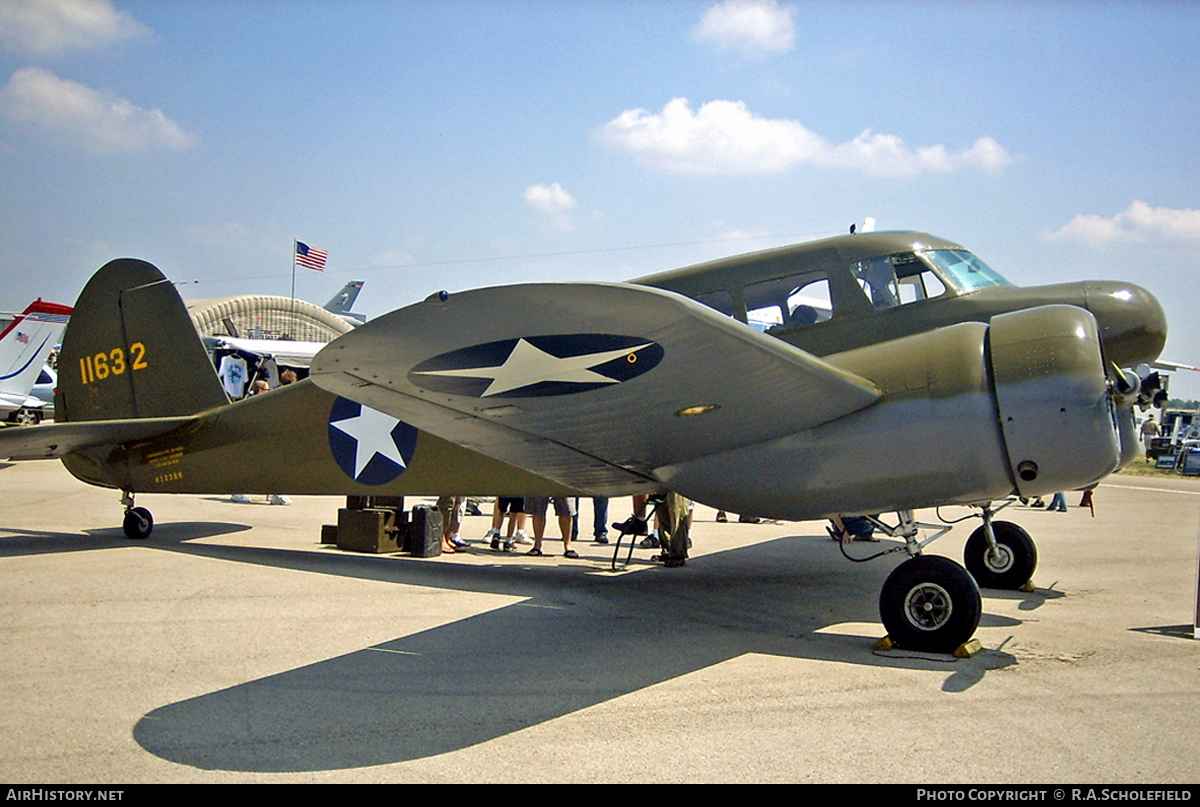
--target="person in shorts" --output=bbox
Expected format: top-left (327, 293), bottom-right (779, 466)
top-left (524, 496), bottom-right (579, 558)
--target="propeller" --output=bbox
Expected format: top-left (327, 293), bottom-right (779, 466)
top-left (1110, 363), bottom-right (1167, 410)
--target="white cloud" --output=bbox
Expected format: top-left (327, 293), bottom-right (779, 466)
top-left (601, 97), bottom-right (1013, 178)
top-left (523, 183), bottom-right (577, 231)
top-left (523, 182), bottom-right (576, 214)
top-left (692, 0), bottom-right (795, 58)
top-left (1046, 201), bottom-right (1200, 245)
top-left (0, 67), bottom-right (197, 154)
top-left (0, 0), bottom-right (148, 56)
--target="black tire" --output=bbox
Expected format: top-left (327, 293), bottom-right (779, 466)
top-left (13, 408), bottom-right (42, 425)
top-left (122, 506), bottom-right (153, 540)
top-left (964, 521), bottom-right (1037, 590)
top-left (880, 555), bottom-right (981, 653)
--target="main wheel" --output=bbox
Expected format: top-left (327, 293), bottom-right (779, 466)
top-left (880, 555), bottom-right (981, 653)
top-left (964, 521), bottom-right (1037, 590)
top-left (122, 506), bottom-right (153, 540)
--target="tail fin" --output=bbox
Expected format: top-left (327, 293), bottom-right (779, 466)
top-left (324, 280), bottom-right (365, 324)
top-left (57, 258), bottom-right (229, 422)
top-left (0, 299), bottom-right (71, 399)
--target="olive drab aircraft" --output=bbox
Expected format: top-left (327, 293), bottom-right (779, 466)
top-left (0, 230), bottom-right (1169, 653)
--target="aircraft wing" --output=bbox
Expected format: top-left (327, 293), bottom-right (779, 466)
top-left (1153, 359), bottom-right (1200, 373)
top-left (0, 417), bottom-right (195, 461)
top-left (310, 282), bottom-right (881, 494)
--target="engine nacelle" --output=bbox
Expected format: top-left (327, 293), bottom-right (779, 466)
top-left (655, 306), bottom-right (1122, 519)
top-left (988, 305), bottom-right (1120, 497)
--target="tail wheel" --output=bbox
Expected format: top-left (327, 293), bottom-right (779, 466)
top-left (880, 555), bottom-right (981, 653)
top-left (122, 506), bottom-right (153, 540)
top-left (964, 521), bottom-right (1037, 590)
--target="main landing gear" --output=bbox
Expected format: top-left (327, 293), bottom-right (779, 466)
top-left (855, 502), bottom-right (1037, 654)
top-left (120, 491), bottom-right (153, 540)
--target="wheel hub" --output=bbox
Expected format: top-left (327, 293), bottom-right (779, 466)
top-left (905, 582), bottom-right (953, 631)
top-left (985, 545), bottom-right (1014, 573)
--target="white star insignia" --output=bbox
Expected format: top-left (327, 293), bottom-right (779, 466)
top-left (414, 338), bottom-right (653, 397)
top-left (330, 405), bottom-right (408, 478)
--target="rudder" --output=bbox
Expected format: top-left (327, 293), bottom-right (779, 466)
top-left (57, 258), bottom-right (229, 422)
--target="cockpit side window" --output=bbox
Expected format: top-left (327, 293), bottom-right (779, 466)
top-left (852, 256), bottom-right (902, 309)
top-left (897, 269), bottom-right (946, 303)
top-left (854, 252), bottom-right (950, 307)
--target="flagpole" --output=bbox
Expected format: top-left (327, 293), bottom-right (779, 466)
top-left (290, 238), bottom-right (297, 340)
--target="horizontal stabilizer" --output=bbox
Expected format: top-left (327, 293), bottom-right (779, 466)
top-left (0, 416), bottom-right (194, 461)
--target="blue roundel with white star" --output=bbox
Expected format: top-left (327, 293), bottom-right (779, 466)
top-left (327, 397), bottom-right (419, 485)
top-left (408, 333), bottom-right (665, 398)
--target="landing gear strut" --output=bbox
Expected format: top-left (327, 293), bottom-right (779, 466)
top-left (120, 491), bottom-right (153, 540)
top-left (963, 515), bottom-right (1037, 590)
top-left (852, 502), bottom-right (1039, 652)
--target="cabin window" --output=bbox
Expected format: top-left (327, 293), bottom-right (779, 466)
top-left (743, 271), bottom-right (832, 331)
top-left (785, 278), bottom-right (833, 325)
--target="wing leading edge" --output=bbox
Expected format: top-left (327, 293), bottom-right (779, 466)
top-left (310, 282), bottom-right (881, 495)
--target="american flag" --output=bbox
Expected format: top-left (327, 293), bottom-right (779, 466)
top-left (294, 241), bottom-right (328, 271)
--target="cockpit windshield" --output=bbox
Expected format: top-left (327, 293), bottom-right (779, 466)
top-left (920, 250), bottom-right (1012, 291)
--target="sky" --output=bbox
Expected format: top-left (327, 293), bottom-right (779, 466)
top-left (1, 0), bottom-right (1199, 397)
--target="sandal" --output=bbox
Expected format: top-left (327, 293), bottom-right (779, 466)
top-left (525, 547), bottom-right (543, 556)
top-left (563, 549), bottom-right (579, 559)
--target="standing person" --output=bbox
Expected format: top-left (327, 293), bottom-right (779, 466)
top-left (231, 379), bottom-right (290, 504)
top-left (437, 495), bottom-right (466, 552)
top-left (591, 496), bottom-right (610, 544)
top-left (524, 496), bottom-right (578, 558)
top-left (483, 496), bottom-right (527, 551)
top-left (1140, 415), bottom-right (1160, 458)
top-left (651, 491), bottom-right (691, 568)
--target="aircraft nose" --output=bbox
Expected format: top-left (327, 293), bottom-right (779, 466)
top-left (1083, 281), bottom-right (1167, 368)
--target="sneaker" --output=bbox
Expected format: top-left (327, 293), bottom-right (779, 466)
top-left (639, 531), bottom-right (660, 549)
top-left (267, 494), bottom-right (291, 506)
top-left (490, 536), bottom-right (501, 550)
top-left (231, 494), bottom-right (252, 504)
top-left (513, 529), bottom-right (533, 545)
top-left (593, 532), bottom-right (609, 545)
top-left (450, 532), bottom-right (468, 547)
top-left (612, 516), bottom-right (648, 536)
top-left (483, 528), bottom-right (500, 541)
top-left (503, 539), bottom-right (515, 552)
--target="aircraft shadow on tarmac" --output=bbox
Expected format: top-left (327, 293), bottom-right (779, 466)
top-left (0, 522), bottom-right (252, 558)
top-left (121, 525), bottom-right (1025, 773)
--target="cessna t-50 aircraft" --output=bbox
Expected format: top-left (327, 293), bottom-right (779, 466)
top-left (0, 230), bottom-right (1167, 653)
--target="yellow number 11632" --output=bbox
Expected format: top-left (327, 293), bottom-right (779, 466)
top-left (79, 343), bottom-right (148, 385)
